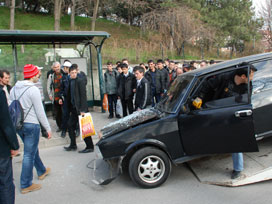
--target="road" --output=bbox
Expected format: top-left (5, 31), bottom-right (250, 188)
top-left (13, 142), bottom-right (272, 204)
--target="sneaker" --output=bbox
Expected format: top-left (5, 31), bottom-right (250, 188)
top-left (116, 114), bottom-right (121, 118)
top-left (39, 167), bottom-right (51, 180)
top-left (78, 148), bottom-right (94, 153)
top-left (108, 115), bottom-right (113, 119)
top-left (21, 183), bottom-right (41, 194)
top-left (231, 170), bottom-right (241, 179)
top-left (56, 128), bottom-right (62, 133)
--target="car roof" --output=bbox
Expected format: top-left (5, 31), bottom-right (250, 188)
top-left (185, 52), bottom-right (272, 77)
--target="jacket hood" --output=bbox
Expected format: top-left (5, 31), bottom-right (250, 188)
top-left (14, 80), bottom-right (35, 90)
top-left (101, 108), bottom-right (160, 138)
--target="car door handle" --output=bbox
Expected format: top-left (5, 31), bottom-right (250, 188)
top-left (235, 110), bottom-right (252, 117)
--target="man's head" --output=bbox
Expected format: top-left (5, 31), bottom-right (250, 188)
top-left (164, 59), bottom-right (170, 67)
top-left (210, 60), bottom-right (216, 65)
top-left (134, 66), bottom-right (145, 80)
top-left (120, 63), bottom-right (128, 74)
top-left (139, 63), bottom-right (146, 71)
top-left (116, 64), bottom-right (122, 74)
top-left (148, 60), bottom-right (155, 72)
top-left (169, 61), bottom-right (175, 71)
top-left (235, 63), bottom-right (257, 84)
top-left (107, 62), bottom-right (113, 72)
top-left (122, 58), bottom-right (129, 66)
top-left (23, 64), bottom-right (40, 83)
top-left (69, 64), bottom-right (78, 79)
top-left (52, 62), bottom-right (61, 73)
top-left (176, 68), bottom-right (183, 76)
top-left (63, 61), bottom-right (72, 74)
top-left (200, 60), bottom-right (207, 68)
top-left (156, 59), bottom-right (164, 70)
top-left (190, 61), bottom-right (197, 69)
top-left (0, 69), bottom-right (10, 86)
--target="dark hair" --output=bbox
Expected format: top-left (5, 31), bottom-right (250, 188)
top-left (201, 60), bottom-right (207, 64)
top-left (134, 66), bottom-right (145, 73)
top-left (139, 63), bottom-right (145, 66)
top-left (69, 64), bottom-right (78, 72)
top-left (210, 60), bottom-right (215, 64)
top-left (116, 61), bottom-right (121, 65)
top-left (64, 59), bottom-right (71, 63)
top-left (169, 61), bottom-right (175, 64)
top-left (236, 62), bottom-right (257, 77)
top-left (190, 61), bottom-right (196, 65)
top-left (107, 62), bottom-right (113, 65)
top-left (147, 59), bottom-right (154, 64)
top-left (157, 59), bottom-right (164, 64)
top-left (122, 58), bottom-right (128, 62)
top-left (0, 69), bottom-right (10, 78)
top-left (116, 64), bottom-right (122, 69)
top-left (120, 63), bottom-right (128, 69)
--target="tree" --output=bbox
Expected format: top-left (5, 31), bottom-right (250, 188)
top-left (54, 0), bottom-right (63, 31)
top-left (71, 0), bottom-right (76, 30)
top-left (10, 0), bottom-right (15, 30)
top-left (260, 0), bottom-right (272, 50)
top-left (91, 0), bottom-right (99, 31)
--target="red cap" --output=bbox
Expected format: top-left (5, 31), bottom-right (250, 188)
top-left (23, 64), bottom-right (39, 79)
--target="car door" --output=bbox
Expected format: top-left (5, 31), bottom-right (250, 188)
top-left (178, 67), bottom-right (259, 156)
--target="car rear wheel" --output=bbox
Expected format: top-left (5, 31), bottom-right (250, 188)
top-left (129, 147), bottom-right (171, 188)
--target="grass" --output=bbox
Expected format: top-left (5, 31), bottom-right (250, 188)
top-left (0, 6), bottom-right (262, 68)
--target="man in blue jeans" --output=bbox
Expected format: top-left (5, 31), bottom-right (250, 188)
top-left (10, 64), bottom-right (52, 194)
top-left (0, 85), bottom-right (20, 204)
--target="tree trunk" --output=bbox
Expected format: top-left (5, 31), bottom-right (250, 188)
top-left (91, 0), bottom-right (99, 31)
top-left (10, 0), bottom-right (15, 30)
top-left (54, 0), bottom-right (63, 31)
top-left (71, 0), bottom-right (75, 30)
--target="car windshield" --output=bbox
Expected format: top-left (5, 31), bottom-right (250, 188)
top-left (156, 75), bottom-right (194, 113)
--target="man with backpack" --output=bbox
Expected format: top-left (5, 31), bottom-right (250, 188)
top-left (10, 64), bottom-right (52, 194)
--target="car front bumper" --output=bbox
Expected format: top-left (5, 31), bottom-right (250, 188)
top-left (91, 146), bottom-right (124, 185)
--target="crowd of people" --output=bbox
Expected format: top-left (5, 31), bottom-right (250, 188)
top-left (103, 58), bottom-right (215, 119)
top-left (0, 57), bottom-right (218, 201)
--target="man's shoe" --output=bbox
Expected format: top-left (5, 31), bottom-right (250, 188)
top-left (231, 170), bottom-right (241, 179)
top-left (39, 167), bottom-right (51, 180)
top-left (64, 146), bottom-right (77, 151)
top-left (21, 183), bottom-right (41, 194)
top-left (78, 148), bottom-right (94, 153)
top-left (56, 128), bottom-right (62, 133)
top-left (61, 131), bottom-right (66, 138)
top-left (108, 115), bottom-right (113, 119)
top-left (116, 114), bottom-right (121, 118)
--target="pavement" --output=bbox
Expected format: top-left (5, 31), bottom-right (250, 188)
top-left (17, 106), bottom-right (118, 151)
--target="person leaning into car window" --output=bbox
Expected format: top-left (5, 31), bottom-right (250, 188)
top-left (192, 62), bottom-right (257, 180)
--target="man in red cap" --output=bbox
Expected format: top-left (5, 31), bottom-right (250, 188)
top-left (10, 64), bottom-right (52, 194)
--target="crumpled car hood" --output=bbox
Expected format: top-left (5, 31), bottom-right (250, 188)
top-left (101, 108), bottom-right (160, 138)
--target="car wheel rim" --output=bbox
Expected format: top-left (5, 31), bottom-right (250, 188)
top-left (138, 155), bottom-right (165, 184)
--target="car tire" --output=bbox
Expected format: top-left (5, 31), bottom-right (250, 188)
top-left (129, 147), bottom-right (171, 188)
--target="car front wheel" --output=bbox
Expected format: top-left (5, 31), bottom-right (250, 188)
top-left (129, 147), bottom-right (171, 188)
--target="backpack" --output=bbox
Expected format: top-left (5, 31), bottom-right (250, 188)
top-left (9, 87), bottom-right (32, 130)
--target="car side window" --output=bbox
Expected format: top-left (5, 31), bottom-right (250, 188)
top-left (191, 68), bottom-right (250, 109)
top-left (252, 60), bottom-right (272, 94)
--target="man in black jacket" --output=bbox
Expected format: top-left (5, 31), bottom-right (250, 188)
top-left (145, 60), bottom-right (164, 107)
top-left (0, 69), bottom-right (12, 105)
top-left (64, 64), bottom-right (94, 153)
top-left (134, 66), bottom-right (151, 110)
top-left (117, 63), bottom-right (136, 117)
top-left (0, 86), bottom-right (19, 203)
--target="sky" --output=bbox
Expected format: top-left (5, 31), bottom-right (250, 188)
top-left (252, 0), bottom-right (266, 16)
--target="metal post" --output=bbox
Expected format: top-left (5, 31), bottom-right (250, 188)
top-left (96, 45), bottom-right (105, 112)
top-left (12, 43), bottom-right (18, 82)
top-left (89, 44), bottom-right (95, 106)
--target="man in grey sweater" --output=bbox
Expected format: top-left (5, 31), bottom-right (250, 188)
top-left (10, 64), bottom-right (52, 194)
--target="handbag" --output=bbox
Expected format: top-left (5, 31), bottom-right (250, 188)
top-left (78, 112), bottom-right (96, 140)
top-left (102, 94), bottom-right (109, 111)
top-left (116, 99), bottom-right (123, 116)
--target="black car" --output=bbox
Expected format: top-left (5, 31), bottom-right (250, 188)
top-left (94, 53), bottom-right (272, 188)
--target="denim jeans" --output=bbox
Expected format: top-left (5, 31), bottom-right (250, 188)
top-left (17, 123), bottom-right (46, 189)
top-left (0, 157), bottom-right (15, 204)
top-left (232, 153), bottom-right (243, 172)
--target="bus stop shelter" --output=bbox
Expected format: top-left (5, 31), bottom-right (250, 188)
top-left (0, 30), bottom-right (110, 109)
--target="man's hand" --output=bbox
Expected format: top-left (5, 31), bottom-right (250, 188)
top-left (11, 149), bottom-right (19, 157)
top-left (47, 131), bottom-right (52, 139)
top-left (133, 89), bottom-right (136, 93)
top-left (80, 112), bottom-right (85, 116)
top-left (49, 96), bottom-right (53, 101)
top-left (59, 99), bottom-right (63, 105)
